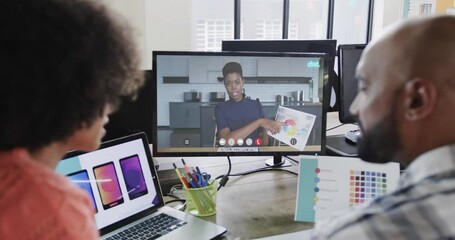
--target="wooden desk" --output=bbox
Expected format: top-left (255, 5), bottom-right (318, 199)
top-left (163, 156), bottom-right (314, 240)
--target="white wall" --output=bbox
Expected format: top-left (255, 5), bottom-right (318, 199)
top-left (146, 0), bottom-right (191, 69)
top-left (99, 0), bottom-right (148, 69)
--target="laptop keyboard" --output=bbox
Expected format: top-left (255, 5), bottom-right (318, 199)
top-left (106, 213), bottom-right (188, 240)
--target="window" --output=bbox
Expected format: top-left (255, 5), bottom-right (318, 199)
top-left (288, 21), bottom-right (299, 39)
top-left (149, 0), bottom-right (373, 52)
top-left (241, 0), bottom-right (284, 39)
top-left (256, 19), bottom-right (282, 39)
top-left (195, 20), bottom-right (233, 51)
top-left (191, 0), bottom-right (234, 51)
top-left (332, 0), bottom-right (371, 44)
top-left (289, 0), bottom-right (329, 39)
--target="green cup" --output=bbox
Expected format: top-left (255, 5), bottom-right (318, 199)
top-left (185, 180), bottom-right (218, 216)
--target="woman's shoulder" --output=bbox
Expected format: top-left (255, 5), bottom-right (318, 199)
top-left (216, 98), bottom-right (261, 109)
top-left (244, 97), bottom-right (262, 106)
top-left (215, 100), bottom-right (229, 110)
top-left (0, 161), bottom-right (96, 239)
top-left (0, 152), bottom-right (86, 201)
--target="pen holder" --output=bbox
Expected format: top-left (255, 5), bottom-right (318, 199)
top-left (184, 180), bottom-right (218, 217)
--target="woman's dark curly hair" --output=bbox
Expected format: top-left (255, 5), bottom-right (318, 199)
top-left (222, 62), bottom-right (243, 79)
top-left (0, 0), bottom-right (144, 151)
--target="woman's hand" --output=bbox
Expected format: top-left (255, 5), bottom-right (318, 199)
top-left (259, 119), bottom-right (281, 134)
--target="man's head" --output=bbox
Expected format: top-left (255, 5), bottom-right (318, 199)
top-left (0, 0), bottom-right (143, 151)
top-left (222, 62), bottom-right (244, 102)
top-left (350, 15), bottom-right (455, 166)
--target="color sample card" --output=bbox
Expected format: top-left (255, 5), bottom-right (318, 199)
top-left (349, 170), bottom-right (388, 207)
top-left (295, 156), bottom-right (400, 222)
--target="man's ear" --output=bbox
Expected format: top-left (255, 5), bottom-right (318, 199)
top-left (402, 79), bottom-right (437, 121)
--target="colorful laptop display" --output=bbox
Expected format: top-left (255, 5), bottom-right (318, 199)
top-left (56, 132), bottom-right (226, 239)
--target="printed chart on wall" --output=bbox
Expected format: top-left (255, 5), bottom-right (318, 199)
top-left (402, 0), bottom-right (455, 17)
top-left (268, 106), bottom-right (316, 151)
top-left (295, 156), bottom-right (400, 222)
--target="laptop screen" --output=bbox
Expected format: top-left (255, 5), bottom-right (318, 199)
top-left (56, 133), bottom-right (162, 231)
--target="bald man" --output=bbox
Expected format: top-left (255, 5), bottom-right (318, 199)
top-left (311, 15), bottom-right (455, 239)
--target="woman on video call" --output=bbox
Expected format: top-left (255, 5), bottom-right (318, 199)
top-left (214, 62), bottom-right (281, 147)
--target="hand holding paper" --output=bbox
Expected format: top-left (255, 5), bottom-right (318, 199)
top-left (267, 106), bottom-right (316, 151)
top-left (259, 118), bottom-right (282, 135)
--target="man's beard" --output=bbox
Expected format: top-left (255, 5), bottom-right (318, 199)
top-left (356, 108), bottom-right (402, 164)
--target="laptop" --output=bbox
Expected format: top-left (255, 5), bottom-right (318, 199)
top-left (56, 132), bottom-right (227, 239)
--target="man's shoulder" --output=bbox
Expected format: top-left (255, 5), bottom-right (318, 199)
top-left (313, 181), bottom-right (455, 239)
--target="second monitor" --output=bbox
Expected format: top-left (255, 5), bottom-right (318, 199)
top-left (326, 44), bottom-right (366, 156)
top-left (338, 44), bottom-right (366, 125)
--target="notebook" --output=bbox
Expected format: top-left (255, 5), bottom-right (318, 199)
top-left (56, 132), bottom-right (227, 239)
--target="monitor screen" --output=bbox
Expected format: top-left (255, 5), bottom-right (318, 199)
top-left (152, 51), bottom-right (330, 161)
top-left (221, 39), bottom-right (338, 111)
top-left (338, 44), bottom-right (366, 124)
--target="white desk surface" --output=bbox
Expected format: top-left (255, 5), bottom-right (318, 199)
top-left (155, 112), bottom-right (358, 239)
top-left (167, 156), bottom-right (313, 240)
top-left (253, 229), bottom-right (312, 240)
top-left (326, 111), bottom-right (358, 136)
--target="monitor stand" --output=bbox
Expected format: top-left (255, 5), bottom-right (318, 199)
top-left (265, 155), bottom-right (292, 167)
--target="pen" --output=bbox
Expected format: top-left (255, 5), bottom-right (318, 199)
top-left (192, 171), bottom-right (203, 187)
top-left (180, 176), bottom-right (191, 189)
top-left (181, 171), bottom-right (198, 188)
top-left (193, 170), bottom-right (205, 187)
top-left (173, 163), bottom-right (183, 179)
top-left (174, 163), bottom-right (191, 188)
top-left (195, 166), bottom-right (202, 175)
top-left (182, 159), bottom-right (200, 188)
top-left (194, 166), bottom-right (207, 187)
top-left (181, 159), bottom-right (192, 176)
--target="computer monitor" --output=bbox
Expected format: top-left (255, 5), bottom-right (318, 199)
top-left (152, 51), bottom-right (330, 166)
top-left (325, 44), bottom-right (365, 157)
top-left (221, 39), bottom-right (338, 112)
top-left (338, 44), bottom-right (366, 124)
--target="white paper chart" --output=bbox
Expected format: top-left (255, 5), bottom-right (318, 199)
top-left (295, 156), bottom-right (400, 222)
top-left (403, 0), bottom-right (436, 17)
top-left (268, 106), bottom-right (316, 151)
